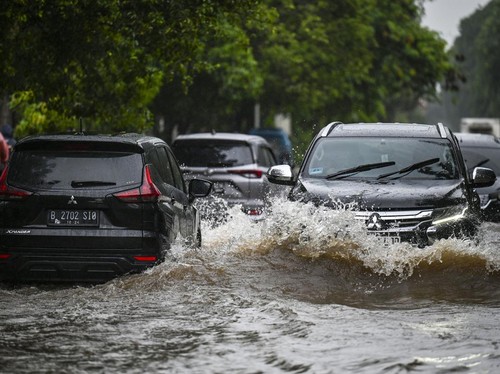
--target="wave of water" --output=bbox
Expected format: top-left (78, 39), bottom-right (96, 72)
top-left (200, 198), bottom-right (500, 276)
top-left (97, 198), bottom-right (500, 307)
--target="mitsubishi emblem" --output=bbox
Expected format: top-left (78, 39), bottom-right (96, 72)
top-left (366, 213), bottom-right (385, 231)
top-left (68, 196), bottom-right (78, 205)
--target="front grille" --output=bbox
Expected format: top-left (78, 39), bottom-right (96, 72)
top-left (355, 210), bottom-right (434, 246)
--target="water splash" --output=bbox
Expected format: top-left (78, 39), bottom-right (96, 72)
top-left (201, 197), bottom-right (500, 279)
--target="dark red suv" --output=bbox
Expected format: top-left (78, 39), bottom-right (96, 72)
top-left (0, 133), bottom-right (212, 282)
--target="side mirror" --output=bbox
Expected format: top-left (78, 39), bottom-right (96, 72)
top-left (188, 178), bottom-right (212, 199)
top-left (472, 167), bottom-right (496, 188)
top-left (267, 165), bottom-right (295, 186)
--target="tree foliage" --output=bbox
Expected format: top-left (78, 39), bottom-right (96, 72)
top-left (440, 0), bottom-right (500, 125)
top-left (153, 0), bottom-right (454, 146)
top-left (0, 0), bottom-right (264, 137)
top-left (1, 0), bottom-right (453, 142)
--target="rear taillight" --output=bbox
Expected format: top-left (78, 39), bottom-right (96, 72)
top-left (133, 256), bottom-right (158, 262)
top-left (113, 165), bottom-right (161, 203)
top-left (228, 169), bottom-right (263, 178)
top-left (0, 254), bottom-right (11, 260)
top-left (0, 166), bottom-right (32, 201)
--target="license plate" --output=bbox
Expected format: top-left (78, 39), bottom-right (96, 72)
top-left (367, 232), bottom-right (401, 245)
top-left (379, 236), bottom-right (401, 245)
top-left (47, 210), bottom-right (99, 226)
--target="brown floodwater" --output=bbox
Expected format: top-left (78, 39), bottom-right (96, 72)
top-left (1, 201), bottom-right (500, 373)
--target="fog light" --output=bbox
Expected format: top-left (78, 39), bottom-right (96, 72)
top-left (426, 226), bottom-right (437, 245)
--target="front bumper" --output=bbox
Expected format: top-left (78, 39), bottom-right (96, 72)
top-left (355, 209), bottom-right (477, 247)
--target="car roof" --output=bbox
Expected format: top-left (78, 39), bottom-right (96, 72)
top-left (320, 122), bottom-right (449, 139)
top-left (454, 132), bottom-right (500, 147)
top-left (14, 133), bottom-right (165, 152)
top-left (174, 132), bottom-right (269, 145)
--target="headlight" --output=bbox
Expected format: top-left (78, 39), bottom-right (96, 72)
top-left (432, 205), bottom-right (468, 225)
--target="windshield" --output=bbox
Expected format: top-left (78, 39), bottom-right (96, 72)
top-left (173, 140), bottom-right (254, 167)
top-left (460, 146), bottom-right (500, 175)
top-left (8, 150), bottom-right (143, 190)
top-left (303, 137), bottom-right (459, 180)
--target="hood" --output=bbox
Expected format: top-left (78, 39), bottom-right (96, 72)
top-left (291, 177), bottom-right (468, 210)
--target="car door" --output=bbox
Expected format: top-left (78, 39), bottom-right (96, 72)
top-left (155, 146), bottom-right (194, 243)
top-left (164, 147), bottom-right (198, 241)
top-left (144, 146), bottom-right (179, 243)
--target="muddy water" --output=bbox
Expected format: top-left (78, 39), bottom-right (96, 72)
top-left (2, 200), bottom-right (500, 373)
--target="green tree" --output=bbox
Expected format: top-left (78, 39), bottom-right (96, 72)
top-left (153, 0), bottom-right (453, 154)
top-left (442, 0), bottom-right (500, 125)
top-left (0, 0), bottom-right (267, 137)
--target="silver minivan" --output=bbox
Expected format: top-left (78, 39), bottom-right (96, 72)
top-left (172, 132), bottom-right (279, 221)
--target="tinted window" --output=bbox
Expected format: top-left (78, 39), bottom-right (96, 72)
top-left (460, 146), bottom-right (500, 175)
top-left (8, 150), bottom-right (143, 190)
top-left (155, 147), bottom-right (175, 186)
top-left (173, 140), bottom-right (253, 167)
top-left (165, 148), bottom-right (185, 191)
top-left (257, 146), bottom-right (276, 167)
top-left (304, 137), bottom-right (459, 180)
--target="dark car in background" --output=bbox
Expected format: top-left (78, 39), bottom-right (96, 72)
top-left (267, 122), bottom-right (496, 247)
top-left (0, 133), bottom-right (212, 283)
top-left (456, 132), bottom-right (500, 222)
top-left (172, 132), bottom-right (279, 221)
top-left (249, 127), bottom-right (294, 166)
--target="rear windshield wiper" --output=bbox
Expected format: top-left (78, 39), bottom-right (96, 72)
top-left (377, 158), bottom-right (440, 180)
top-left (326, 161), bottom-right (396, 180)
top-left (71, 180), bottom-right (117, 188)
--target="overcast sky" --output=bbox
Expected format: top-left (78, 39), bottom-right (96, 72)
top-left (422, 0), bottom-right (491, 46)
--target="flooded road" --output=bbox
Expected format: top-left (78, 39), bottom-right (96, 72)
top-left (2, 200), bottom-right (500, 373)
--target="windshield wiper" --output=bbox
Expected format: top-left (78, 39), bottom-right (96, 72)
top-left (377, 158), bottom-right (440, 180)
top-left (326, 161), bottom-right (396, 180)
top-left (71, 180), bottom-right (117, 188)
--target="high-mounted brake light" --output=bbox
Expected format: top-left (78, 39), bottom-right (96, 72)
top-left (0, 166), bottom-right (32, 201)
top-left (113, 165), bottom-right (161, 203)
top-left (228, 169), bottom-right (263, 178)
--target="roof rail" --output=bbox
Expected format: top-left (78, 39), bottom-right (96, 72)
top-left (437, 122), bottom-right (447, 138)
top-left (320, 121), bottom-right (343, 137)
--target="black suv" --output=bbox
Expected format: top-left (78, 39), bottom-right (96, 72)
top-left (455, 132), bottom-right (500, 222)
top-left (267, 122), bottom-right (496, 247)
top-left (0, 133), bottom-right (212, 282)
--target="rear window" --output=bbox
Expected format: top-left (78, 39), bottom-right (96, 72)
top-left (173, 140), bottom-right (253, 167)
top-left (8, 150), bottom-right (143, 190)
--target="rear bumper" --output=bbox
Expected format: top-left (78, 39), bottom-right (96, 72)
top-left (0, 251), bottom-right (161, 283)
top-left (0, 228), bottom-right (167, 282)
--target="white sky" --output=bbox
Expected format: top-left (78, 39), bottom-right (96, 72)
top-left (422, 0), bottom-right (491, 46)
